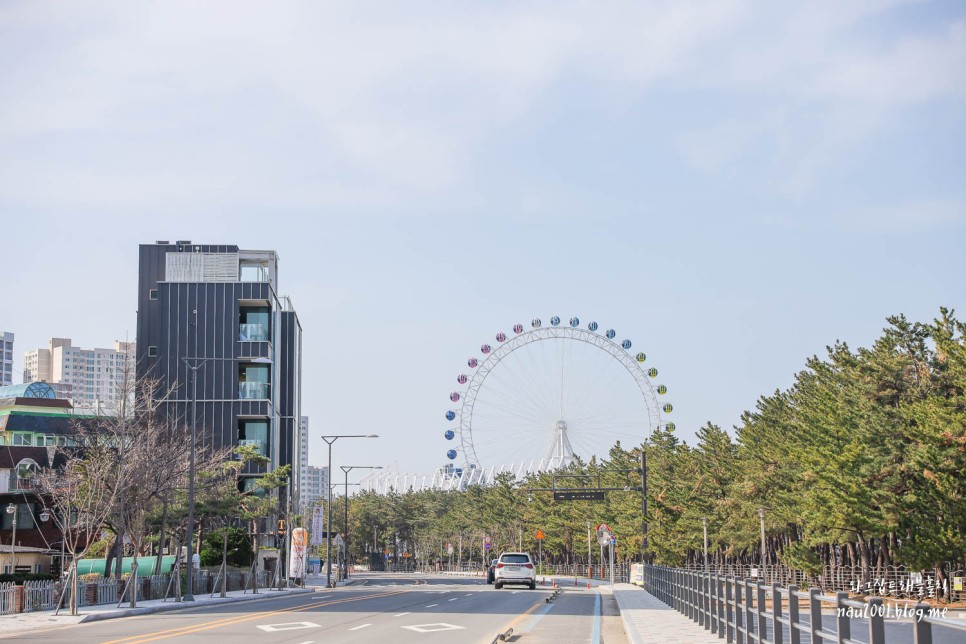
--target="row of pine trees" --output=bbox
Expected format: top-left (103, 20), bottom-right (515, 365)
top-left (341, 309), bottom-right (965, 586)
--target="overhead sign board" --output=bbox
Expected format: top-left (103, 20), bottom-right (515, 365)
top-left (554, 490), bottom-right (605, 501)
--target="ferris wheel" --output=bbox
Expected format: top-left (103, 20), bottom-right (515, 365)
top-left (443, 316), bottom-right (675, 478)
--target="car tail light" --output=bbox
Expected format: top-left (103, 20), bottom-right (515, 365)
top-left (496, 563), bottom-right (504, 568)
top-left (523, 563), bottom-right (534, 569)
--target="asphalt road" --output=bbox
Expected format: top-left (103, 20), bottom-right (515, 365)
top-left (4, 573), bottom-right (628, 644)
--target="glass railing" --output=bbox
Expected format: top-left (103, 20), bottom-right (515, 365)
top-left (238, 439), bottom-right (266, 455)
top-left (238, 324), bottom-right (268, 342)
top-left (238, 381), bottom-right (270, 400)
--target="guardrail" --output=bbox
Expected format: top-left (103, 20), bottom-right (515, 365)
top-left (642, 565), bottom-right (966, 644)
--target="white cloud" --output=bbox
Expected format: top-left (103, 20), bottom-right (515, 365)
top-left (1, 1), bottom-right (963, 208)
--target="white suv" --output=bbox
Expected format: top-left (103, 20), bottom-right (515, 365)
top-left (493, 552), bottom-right (536, 590)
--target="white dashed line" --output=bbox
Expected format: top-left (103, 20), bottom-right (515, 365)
top-left (348, 624), bottom-right (372, 631)
top-left (448, 598), bottom-right (458, 601)
top-left (393, 612), bottom-right (411, 617)
top-left (425, 603), bottom-right (439, 608)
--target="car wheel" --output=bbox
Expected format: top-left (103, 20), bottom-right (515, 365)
top-left (495, 582), bottom-right (503, 589)
top-left (529, 581), bottom-right (536, 590)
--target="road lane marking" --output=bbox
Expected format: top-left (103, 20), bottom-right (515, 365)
top-left (393, 612), bottom-right (411, 617)
top-left (348, 624), bottom-right (372, 631)
top-left (257, 622), bottom-right (320, 632)
top-left (448, 598), bottom-right (458, 601)
top-left (100, 590), bottom-right (409, 644)
top-left (491, 594), bottom-right (546, 640)
top-left (524, 601), bottom-right (556, 632)
top-left (425, 603), bottom-right (439, 607)
top-left (591, 590), bottom-right (601, 644)
top-left (402, 623), bottom-right (466, 633)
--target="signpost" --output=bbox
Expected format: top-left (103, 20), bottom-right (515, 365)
top-left (535, 529), bottom-right (545, 574)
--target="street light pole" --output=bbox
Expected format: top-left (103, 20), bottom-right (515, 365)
top-left (340, 466), bottom-right (382, 580)
top-left (181, 358), bottom-right (206, 602)
top-left (321, 435), bottom-right (378, 588)
top-left (758, 507), bottom-right (767, 582)
top-left (5, 504), bottom-right (17, 574)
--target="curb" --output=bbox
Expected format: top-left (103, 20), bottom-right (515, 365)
top-left (75, 588), bottom-right (314, 624)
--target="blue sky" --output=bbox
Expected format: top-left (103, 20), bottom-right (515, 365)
top-left (1, 1), bottom-right (964, 480)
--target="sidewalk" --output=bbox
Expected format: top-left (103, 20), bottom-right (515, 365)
top-left (611, 583), bottom-right (720, 644)
top-left (0, 586), bottom-right (314, 638)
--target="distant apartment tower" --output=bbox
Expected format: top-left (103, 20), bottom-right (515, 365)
top-left (303, 465), bottom-right (329, 510)
top-left (135, 241), bottom-right (302, 494)
top-left (23, 338), bottom-right (135, 413)
top-left (0, 332), bottom-right (12, 387)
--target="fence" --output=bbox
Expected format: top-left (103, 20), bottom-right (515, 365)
top-left (22, 580), bottom-right (59, 612)
top-left (641, 565), bottom-right (966, 644)
top-left (0, 582), bottom-right (16, 615)
top-left (673, 564), bottom-right (963, 602)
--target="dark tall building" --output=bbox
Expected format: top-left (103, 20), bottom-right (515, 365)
top-left (135, 241), bottom-right (302, 502)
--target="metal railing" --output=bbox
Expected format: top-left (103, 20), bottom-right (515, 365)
top-left (641, 565), bottom-right (966, 644)
top-left (672, 563), bottom-right (962, 601)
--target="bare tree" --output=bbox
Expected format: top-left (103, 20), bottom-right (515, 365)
top-left (35, 434), bottom-right (122, 615)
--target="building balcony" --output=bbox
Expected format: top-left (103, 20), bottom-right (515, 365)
top-left (238, 324), bottom-right (269, 342)
top-left (1, 475), bottom-right (37, 493)
top-left (238, 381), bottom-right (270, 400)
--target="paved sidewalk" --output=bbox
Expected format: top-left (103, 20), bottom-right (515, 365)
top-left (0, 586), bottom-right (314, 638)
top-left (612, 583), bottom-right (720, 644)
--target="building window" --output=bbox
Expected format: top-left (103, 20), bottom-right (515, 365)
top-left (149, 289), bottom-right (159, 300)
top-left (238, 363), bottom-right (270, 399)
top-left (239, 305), bottom-right (271, 342)
top-left (148, 346), bottom-right (158, 357)
top-left (238, 419), bottom-right (269, 456)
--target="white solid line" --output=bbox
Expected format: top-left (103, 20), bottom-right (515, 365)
top-left (393, 612), bottom-right (411, 617)
top-left (425, 603), bottom-right (438, 607)
top-left (348, 624), bottom-right (372, 631)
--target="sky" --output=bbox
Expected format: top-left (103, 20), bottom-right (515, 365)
top-left (1, 1), bottom-right (964, 484)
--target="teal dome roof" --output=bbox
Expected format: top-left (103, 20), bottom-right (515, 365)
top-left (0, 382), bottom-right (56, 399)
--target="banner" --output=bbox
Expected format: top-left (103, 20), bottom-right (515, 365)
top-left (310, 506), bottom-right (325, 545)
top-left (290, 528), bottom-right (308, 578)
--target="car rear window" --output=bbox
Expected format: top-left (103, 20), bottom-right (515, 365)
top-left (500, 554), bottom-right (530, 563)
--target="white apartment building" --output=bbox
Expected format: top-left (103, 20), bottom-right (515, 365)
top-left (0, 332), bottom-right (12, 387)
top-left (303, 464), bottom-right (329, 512)
top-left (23, 338), bottom-right (136, 414)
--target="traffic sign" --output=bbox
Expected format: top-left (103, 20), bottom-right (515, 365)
top-left (535, 530), bottom-right (546, 540)
top-left (555, 490), bottom-right (604, 501)
top-left (484, 542), bottom-right (492, 550)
